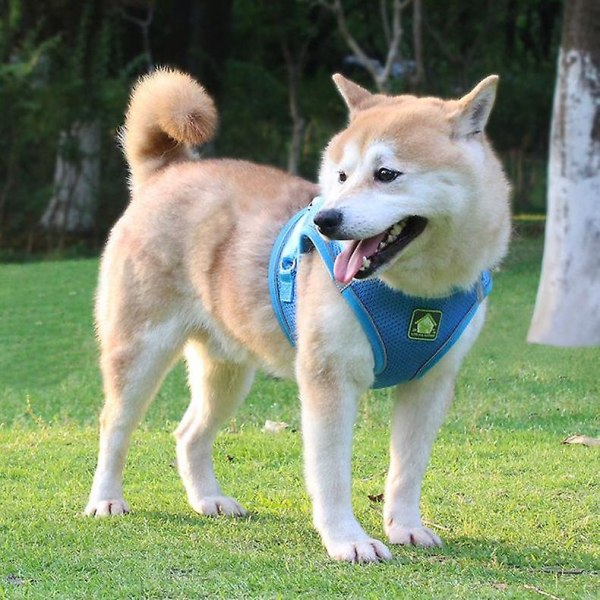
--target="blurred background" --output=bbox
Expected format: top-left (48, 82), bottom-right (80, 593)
top-left (0, 0), bottom-right (562, 258)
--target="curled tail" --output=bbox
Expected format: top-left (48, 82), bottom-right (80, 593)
top-left (121, 68), bottom-right (217, 191)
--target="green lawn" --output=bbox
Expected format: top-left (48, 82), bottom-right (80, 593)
top-left (1, 234), bottom-right (598, 599)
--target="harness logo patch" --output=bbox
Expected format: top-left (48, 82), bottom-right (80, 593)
top-left (408, 309), bottom-right (442, 341)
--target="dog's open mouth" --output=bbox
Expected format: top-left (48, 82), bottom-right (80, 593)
top-left (333, 216), bottom-right (428, 284)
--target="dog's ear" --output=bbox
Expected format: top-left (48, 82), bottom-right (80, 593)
top-left (332, 74), bottom-right (373, 117)
top-left (452, 75), bottom-right (499, 138)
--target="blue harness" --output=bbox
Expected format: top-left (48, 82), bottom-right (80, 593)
top-left (268, 197), bottom-right (492, 389)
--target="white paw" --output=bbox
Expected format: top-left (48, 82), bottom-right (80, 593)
top-left (386, 523), bottom-right (442, 547)
top-left (325, 537), bottom-right (392, 563)
top-left (85, 498), bottom-right (130, 517)
top-left (191, 495), bottom-right (246, 517)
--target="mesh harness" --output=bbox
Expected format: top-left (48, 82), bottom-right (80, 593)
top-left (268, 196), bottom-right (492, 388)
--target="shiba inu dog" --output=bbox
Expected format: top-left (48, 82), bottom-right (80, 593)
top-left (85, 69), bottom-right (510, 563)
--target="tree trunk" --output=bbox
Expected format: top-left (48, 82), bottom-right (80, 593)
top-left (527, 0), bottom-right (600, 346)
top-left (409, 0), bottom-right (425, 91)
top-left (41, 122), bottom-right (101, 241)
top-left (285, 63), bottom-right (306, 176)
top-left (281, 39), bottom-right (307, 175)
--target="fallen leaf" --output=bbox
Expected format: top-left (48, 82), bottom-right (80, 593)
top-left (368, 493), bottom-right (384, 503)
top-left (492, 583), bottom-right (508, 591)
top-left (562, 434), bottom-right (600, 448)
top-left (6, 574), bottom-right (27, 586)
top-left (262, 420), bottom-right (289, 433)
top-left (168, 568), bottom-right (194, 579)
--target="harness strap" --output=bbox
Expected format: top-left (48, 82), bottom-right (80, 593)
top-left (268, 197), bottom-right (492, 387)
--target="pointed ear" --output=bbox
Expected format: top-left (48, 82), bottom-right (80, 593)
top-left (332, 73), bottom-right (373, 117)
top-left (452, 75), bottom-right (499, 138)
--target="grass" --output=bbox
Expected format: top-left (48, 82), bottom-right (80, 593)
top-left (1, 233), bottom-right (599, 599)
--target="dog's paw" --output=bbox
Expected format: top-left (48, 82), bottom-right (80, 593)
top-left (191, 495), bottom-right (246, 517)
top-left (325, 538), bottom-right (392, 563)
top-left (386, 523), bottom-right (442, 547)
top-left (84, 499), bottom-right (130, 517)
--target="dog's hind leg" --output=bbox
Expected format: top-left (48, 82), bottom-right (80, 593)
top-left (85, 317), bottom-right (186, 517)
top-left (175, 340), bottom-right (255, 517)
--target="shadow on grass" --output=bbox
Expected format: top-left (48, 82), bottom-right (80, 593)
top-left (131, 510), bottom-right (598, 574)
top-left (434, 536), bottom-right (599, 574)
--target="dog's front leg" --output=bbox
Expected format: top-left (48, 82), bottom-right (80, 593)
top-left (383, 370), bottom-right (455, 547)
top-left (384, 308), bottom-right (485, 547)
top-left (294, 258), bottom-right (390, 562)
top-left (297, 365), bottom-right (391, 563)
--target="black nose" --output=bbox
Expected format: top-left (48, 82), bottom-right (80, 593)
top-left (314, 209), bottom-right (343, 236)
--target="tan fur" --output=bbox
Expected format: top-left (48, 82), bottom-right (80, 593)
top-left (121, 68), bottom-right (218, 191)
top-left (322, 75), bottom-right (510, 296)
top-left (86, 69), bottom-right (510, 563)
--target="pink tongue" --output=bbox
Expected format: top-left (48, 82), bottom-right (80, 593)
top-left (333, 233), bottom-right (387, 284)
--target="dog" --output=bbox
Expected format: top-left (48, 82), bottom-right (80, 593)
top-left (85, 68), bottom-right (510, 563)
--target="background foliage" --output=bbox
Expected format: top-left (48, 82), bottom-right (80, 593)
top-left (0, 0), bottom-right (563, 255)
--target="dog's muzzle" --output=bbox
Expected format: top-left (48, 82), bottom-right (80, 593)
top-left (313, 209), bottom-right (343, 237)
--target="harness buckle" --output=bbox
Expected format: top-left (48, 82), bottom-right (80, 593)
top-left (279, 257), bottom-right (297, 303)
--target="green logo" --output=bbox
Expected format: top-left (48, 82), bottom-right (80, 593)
top-left (408, 309), bottom-right (442, 341)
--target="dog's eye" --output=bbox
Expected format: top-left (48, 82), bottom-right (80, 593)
top-left (338, 171), bottom-right (347, 183)
top-left (374, 168), bottom-right (401, 183)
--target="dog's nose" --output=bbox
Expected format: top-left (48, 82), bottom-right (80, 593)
top-left (314, 209), bottom-right (343, 236)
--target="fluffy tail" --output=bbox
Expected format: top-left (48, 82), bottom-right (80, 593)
top-left (121, 68), bottom-right (217, 191)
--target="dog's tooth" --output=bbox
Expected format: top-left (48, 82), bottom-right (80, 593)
top-left (362, 257), bottom-right (371, 269)
top-left (391, 223), bottom-right (403, 236)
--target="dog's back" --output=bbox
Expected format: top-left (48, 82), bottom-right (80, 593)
top-left (97, 69), bottom-right (316, 376)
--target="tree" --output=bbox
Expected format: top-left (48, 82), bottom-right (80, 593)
top-left (0, 0), bottom-right (61, 250)
top-left (40, 0), bottom-right (124, 246)
top-left (155, 0), bottom-right (233, 102)
top-left (277, 2), bottom-right (327, 174)
top-left (527, 0), bottom-right (600, 346)
top-left (319, 0), bottom-right (423, 92)
top-left (40, 121), bottom-right (101, 237)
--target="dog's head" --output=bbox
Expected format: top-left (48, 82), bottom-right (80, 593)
top-left (317, 75), bottom-right (511, 297)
